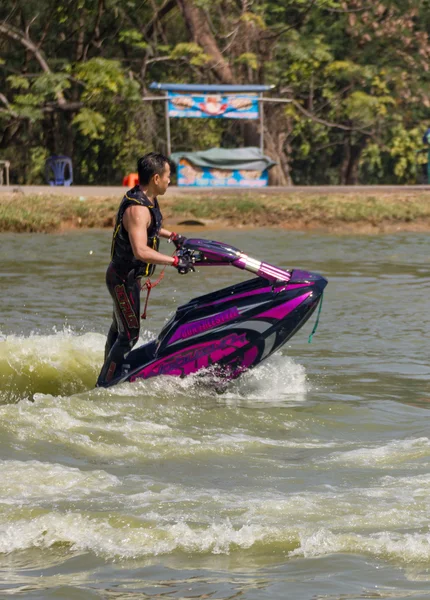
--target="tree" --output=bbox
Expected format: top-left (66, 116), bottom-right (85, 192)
top-left (1, 0), bottom-right (429, 184)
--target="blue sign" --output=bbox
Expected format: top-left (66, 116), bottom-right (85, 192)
top-left (177, 160), bottom-right (268, 187)
top-left (168, 92), bottom-right (259, 119)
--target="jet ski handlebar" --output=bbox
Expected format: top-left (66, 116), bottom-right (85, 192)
top-left (178, 238), bottom-right (291, 283)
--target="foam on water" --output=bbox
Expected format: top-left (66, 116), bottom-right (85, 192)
top-left (325, 437), bottom-right (430, 468)
top-left (224, 355), bottom-right (309, 403)
top-left (0, 512), bottom-right (289, 558)
top-left (0, 429), bottom-right (429, 564)
top-left (293, 529), bottom-right (430, 564)
top-left (0, 460), bottom-right (119, 504)
top-left (93, 353), bottom-right (309, 407)
top-left (0, 395), bottom-right (315, 462)
top-left (8, 513), bottom-right (430, 564)
top-left (0, 329), bottom-right (308, 405)
top-left (5, 325), bottom-right (430, 569)
top-left (0, 328), bottom-right (104, 400)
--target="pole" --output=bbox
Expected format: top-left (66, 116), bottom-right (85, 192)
top-left (259, 93), bottom-right (264, 153)
top-left (165, 93), bottom-right (171, 156)
top-left (427, 148), bottom-right (430, 184)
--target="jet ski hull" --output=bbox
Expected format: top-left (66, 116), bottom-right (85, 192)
top-left (102, 266), bottom-right (327, 387)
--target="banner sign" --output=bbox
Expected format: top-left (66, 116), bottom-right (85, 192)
top-left (167, 92), bottom-right (259, 119)
top-left (177, 159), bottom-right (268, 187)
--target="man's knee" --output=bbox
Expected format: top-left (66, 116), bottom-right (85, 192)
top-left (116, 329), bottom-right (139, 352)
top-left (129, 330), bottom-right (140, 349)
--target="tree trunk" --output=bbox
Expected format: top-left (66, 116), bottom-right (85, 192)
top-left (340, 137), bottom-right (351, 184)
top-left (175, 0), bottom-right (234, 83)
top-left (264, 128), bottom-right (291, 186)
top-left (340, 135), bottom-right (367, 184)
top-left (347, 139), bottom-right (367, 184)
top-left (175, 0), bottom-right (294, 185)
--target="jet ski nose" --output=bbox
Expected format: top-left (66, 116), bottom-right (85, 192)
top-left (287, 271), bottom-right (328, 299)
top-left (290, 269), bottom-right (328, 292)
top-left (315, 274), bottom-right (328, 293)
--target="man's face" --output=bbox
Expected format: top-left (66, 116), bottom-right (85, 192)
top-left (153, 163), bottom-right (171, 195)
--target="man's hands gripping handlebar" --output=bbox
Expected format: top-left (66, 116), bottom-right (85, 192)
top-left (172, 247), bottom-right (195, 275)
top-left (169, 232), bottom-right (187, 249)
top-left (168, 231), bottom-right (194, 274)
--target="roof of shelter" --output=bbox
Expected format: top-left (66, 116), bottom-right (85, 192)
top-left (170, 147), bottom-right (276, 171)
top-left (149, 82), bottom-right (274, 93)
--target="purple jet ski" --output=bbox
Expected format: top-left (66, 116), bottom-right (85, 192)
top-left (101, 238), bottom-right (327, 387)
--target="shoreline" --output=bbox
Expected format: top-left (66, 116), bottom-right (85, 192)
top-left (2, 189), bottom-right (430, 234)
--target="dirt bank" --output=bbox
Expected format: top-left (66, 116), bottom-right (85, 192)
top-left (2, 189), bottom-right (430, 234)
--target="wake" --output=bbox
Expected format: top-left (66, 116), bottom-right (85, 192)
top-left (0, 328), bottom-right (308, 404)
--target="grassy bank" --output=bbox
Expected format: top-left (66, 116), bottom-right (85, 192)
top-left (1, 190), bottom-right (430, 233)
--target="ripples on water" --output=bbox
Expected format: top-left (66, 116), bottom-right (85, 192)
top-left (0, 229), bottom-right (430, 598)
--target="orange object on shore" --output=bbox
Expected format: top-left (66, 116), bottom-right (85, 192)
top-left (122, 172), bottom-right (139, 187)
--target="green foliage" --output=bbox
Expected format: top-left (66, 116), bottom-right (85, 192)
top-left (32, 73), bottom-right (71, 97)
top-left (1, 0), bottom-right (429, 184)
top-left (360, 143), bottom-right (383, 179)
top-left (324, 61), bottom-right (373, 82)
top-left (74, 59), bottom-right (128, 100)
top-left (118, 29), bottom-right (148, 50)
top-left (171, 118), bottom-right (223, 153)
top-left (10, 94), bottom-right (43, 122)
top-left (170, 43), bottom-right (210, 66)
top-left (276, 32), bottom-right (333, 85)
top-left (192, 0), bottom-right (212, 10)
top-left (390, 126), bottom-right (424, 182)
top-left (344, 92), bottom-right (395, 126)
top-left (28, 147), bottom-right (49, 184)
top-left (7, 75), bottom-right (30, 90)
top-left (72, 108), bottom-right (106, 139)
top-left (239, 12), bottom-right (266, 30)
top-left (235, 53), bottom-right (258, 71)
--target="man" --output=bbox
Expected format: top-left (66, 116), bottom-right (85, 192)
top-left (96, 152), bottom-right (192, 386)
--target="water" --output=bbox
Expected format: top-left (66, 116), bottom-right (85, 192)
top-left (1, 228), bottom-right (430, 599)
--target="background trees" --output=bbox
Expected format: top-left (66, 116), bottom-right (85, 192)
top-left (1, 0), bottom-right (429, 185)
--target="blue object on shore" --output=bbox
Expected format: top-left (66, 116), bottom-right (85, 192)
top-left (45, 156), bottom-right (73, 186)
top-left (170, 147), bottom-right (276, 187)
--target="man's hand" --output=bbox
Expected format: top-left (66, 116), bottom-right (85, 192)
top-left (169, 232), bottom-right (187, 249)
top-left (172, 253), bottom-right (195, 274)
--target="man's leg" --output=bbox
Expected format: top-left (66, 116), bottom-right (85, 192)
top-left (104, 312), bottom-right (118, 361)
top-left (97, 269), bottom-right (141, 387)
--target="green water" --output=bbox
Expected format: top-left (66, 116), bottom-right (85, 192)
top-left (1, 229), bottom-right (430, 599)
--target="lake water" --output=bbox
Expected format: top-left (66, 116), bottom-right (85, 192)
top-left (1, 228), bottom-right (430, 599)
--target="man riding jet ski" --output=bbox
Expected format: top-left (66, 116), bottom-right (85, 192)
top-left (98, 237), bottom-right (327, 388)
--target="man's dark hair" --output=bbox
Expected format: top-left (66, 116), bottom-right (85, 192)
top-left (137, 152), bottom-right (169, 185)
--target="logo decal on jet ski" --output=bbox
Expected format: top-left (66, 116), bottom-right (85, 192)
top-left (115, 284), bottom-right (139, 328)
top-left (169, 306), bottom-right (240, 343)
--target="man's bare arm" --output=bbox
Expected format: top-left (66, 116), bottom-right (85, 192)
top-left (159, 227), bottom-right (173, 239)
top-left (123, 206), bottom-right (175, 266)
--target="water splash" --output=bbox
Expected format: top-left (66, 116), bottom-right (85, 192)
top-left (0, 329), bottom-right (308, 405)
top-left (0, 328), bottom-right (103, 401)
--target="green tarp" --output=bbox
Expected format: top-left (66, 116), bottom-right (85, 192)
top-left (170, 146), bottom-right (276, 172)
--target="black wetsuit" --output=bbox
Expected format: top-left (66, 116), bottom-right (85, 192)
top-left (96, 186), bottom-right (163, 386)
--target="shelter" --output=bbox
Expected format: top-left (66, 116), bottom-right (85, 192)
top-left (170, 147), bottom-right (276, 188)
top-left (147, 82), bottom-right (276, 187)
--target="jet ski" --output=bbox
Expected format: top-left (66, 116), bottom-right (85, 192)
top-left (100, 238), bottom-right (327, 387)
